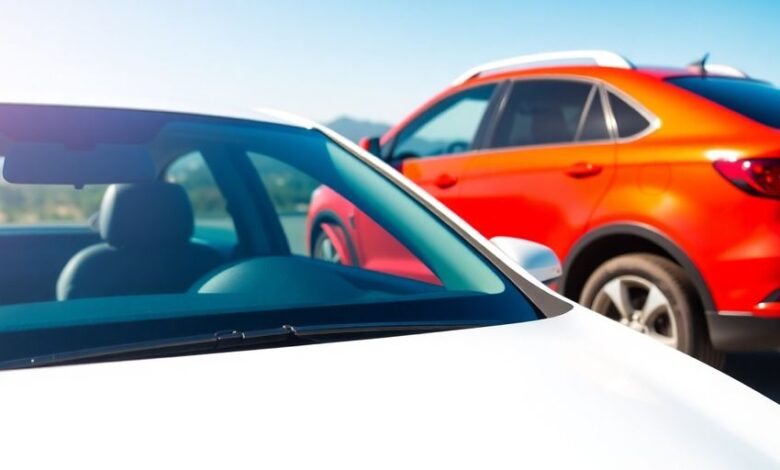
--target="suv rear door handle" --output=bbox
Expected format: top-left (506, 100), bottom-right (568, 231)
top-left (565, 162), bottom-right (603, 178)
top-left (434, 173), bottom-right (458, 189)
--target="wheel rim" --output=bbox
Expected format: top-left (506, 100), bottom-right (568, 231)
top-left (313, 233), bottom-right (341, 263)
top-left (590, 275), bottom-right (679, 348)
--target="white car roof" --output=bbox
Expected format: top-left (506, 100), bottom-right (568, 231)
top-left (0, 98), bottom-right (314, 129)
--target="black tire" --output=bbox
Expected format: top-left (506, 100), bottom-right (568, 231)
top-left (579, 253), bottom-right (725, 369)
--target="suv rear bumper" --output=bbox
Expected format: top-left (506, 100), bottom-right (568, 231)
top-left (706, 310), bottom-right (780, 351)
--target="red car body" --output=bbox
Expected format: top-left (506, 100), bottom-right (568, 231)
top-left (307, 52), bottom-right (780, 359)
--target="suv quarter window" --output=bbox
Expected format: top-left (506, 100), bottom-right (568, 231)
top-left (489, 79), bottom-right (595, 149)
top-left (391, 84), bottom-right (498, 160)
top-left (607, 91), bottom-right (652, 138)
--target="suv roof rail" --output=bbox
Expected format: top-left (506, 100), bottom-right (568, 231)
top-left (452, 50), bottom-right (634, 85)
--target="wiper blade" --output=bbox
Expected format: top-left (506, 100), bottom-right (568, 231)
top-left (3, 326), bottom-right (295, 370)
top-left (2, 321), bottom-right (491, 370)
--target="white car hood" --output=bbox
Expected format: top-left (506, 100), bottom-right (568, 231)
top-left (1, 306), bottom-right (778, 469)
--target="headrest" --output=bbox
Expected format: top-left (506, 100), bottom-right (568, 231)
top-left (99, 182), bottom-right (194, 248)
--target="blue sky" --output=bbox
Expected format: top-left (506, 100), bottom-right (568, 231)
top-left (0, 0), bottom-right (777, 123)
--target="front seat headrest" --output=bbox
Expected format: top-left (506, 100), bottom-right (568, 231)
top-left (100, 182), bottom-right (194, 248)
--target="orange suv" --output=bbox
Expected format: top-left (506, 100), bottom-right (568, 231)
top-left (308, 51), bottom-right (780, 366)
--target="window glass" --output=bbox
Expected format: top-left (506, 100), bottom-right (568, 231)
top-left (248, 152), bottom-right (319, 256)
top-left (577, 90), bottom-right (611, 142)
top-left (668, 77), bottom-right (780, 129)
top-left (0, 158), bottom-right (106, 225)
top-left (608, 92), bottom-right (651, 138)
top-left (0, 105), bottom-right (541, 369)
top-left (165, 152), bottom-right (237, 246)
top-left (392, 84), bottom-right (496, 159)
top-left (492, 80), bottom-right (593, 148)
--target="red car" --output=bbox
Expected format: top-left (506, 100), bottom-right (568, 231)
top-left (307, 50), bottom-right (780, 366)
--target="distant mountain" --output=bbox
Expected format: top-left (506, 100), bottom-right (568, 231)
top-left (325, 116), bottom-right (392, 143)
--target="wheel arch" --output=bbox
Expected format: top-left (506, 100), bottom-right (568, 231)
top-left (561, 223), bottom-right (715, 313)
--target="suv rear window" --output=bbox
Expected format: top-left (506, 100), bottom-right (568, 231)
top-left (668, 77), bottom-right (780, 129)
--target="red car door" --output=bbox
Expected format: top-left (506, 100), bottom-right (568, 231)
top-left (456, 79), bottom-right (617, 257)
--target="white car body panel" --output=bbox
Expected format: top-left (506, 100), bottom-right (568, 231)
top-left (1, 305), bottom-right (779, 469)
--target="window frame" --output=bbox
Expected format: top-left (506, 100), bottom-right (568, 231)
top-left (385, 82), bottom-right (506, 162)
top-left (483, 75), bottom-right (661, 150)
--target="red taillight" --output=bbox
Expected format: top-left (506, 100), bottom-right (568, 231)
top-left (714, 158), bottom-right (780, 199)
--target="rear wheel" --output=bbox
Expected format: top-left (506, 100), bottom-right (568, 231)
top-left (312, 230), bottom-right (342, 264)
top-left (579, 254), bottom-right (725, 369)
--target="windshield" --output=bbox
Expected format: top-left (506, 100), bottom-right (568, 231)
top-left (0, 104), bottom-right (537, 368)
top-left (668, 77), bottom-right (780, 129)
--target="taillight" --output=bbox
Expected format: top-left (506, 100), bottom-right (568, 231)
top-left (714, 158), bottom-right (780, 199)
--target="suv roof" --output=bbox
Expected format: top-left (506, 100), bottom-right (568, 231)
top-left (454, 50), bottom-right (751, 85)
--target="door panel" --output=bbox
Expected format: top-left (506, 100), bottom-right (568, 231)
top-left (458, 143), bottom-right (616, 255)
top-left (390, 83), bottom-right (500, 212)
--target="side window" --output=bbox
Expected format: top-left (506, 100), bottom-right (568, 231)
top-left (608, 92), bottom-right (651, 138)
top-left (392, 84), bottom-right (496, 159)
top-left (165, 152), bottom-right (237, 246)
top-left (491, 80), bottom-right (593, 148)
top-left (247, 152), bottom-right (319, 255)
top-left (576, 88), bottom-right (611, 142)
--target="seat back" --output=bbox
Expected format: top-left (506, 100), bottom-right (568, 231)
top-left (56, 182), bottom-right (224, 300)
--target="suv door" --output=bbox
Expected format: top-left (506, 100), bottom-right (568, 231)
top-left (386, 83), bottom-right (499, 212)
top-left (457, 78), bottom-right (617, 256)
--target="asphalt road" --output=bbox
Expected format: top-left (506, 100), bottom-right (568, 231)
top-left (726, 353), bottom-right (780, 403)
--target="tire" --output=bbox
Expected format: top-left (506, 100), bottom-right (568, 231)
top-left (579, 253), bottom-right (725, 369)
top-left (311, 230), bottom-right (343, 264)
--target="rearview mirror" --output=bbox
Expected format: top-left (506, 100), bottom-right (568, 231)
top-left (491, 237), bottom-right (562, 285)
top-left (359, 136), bottom-right (381, 157)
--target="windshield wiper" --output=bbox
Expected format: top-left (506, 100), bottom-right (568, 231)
top-left (1, 321), bottom-right (491, 370)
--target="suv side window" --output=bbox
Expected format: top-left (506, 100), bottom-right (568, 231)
top-left (391, 84), bottom-right (497, 160)
top-left (491, 80), bottom-right (594, 148)
top-left (165, 151), bottom-right (238, 247)
top-left (608, 92), bottom-right (651, 138)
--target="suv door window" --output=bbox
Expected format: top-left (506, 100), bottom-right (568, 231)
top-left (491, 80), bottom-right (593, 148)
top-left (391, 84), bottom-right (496, 159)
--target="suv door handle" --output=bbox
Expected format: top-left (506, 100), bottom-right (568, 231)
top-left (565, 162), bottom-right (603, 178)
top-left (434, 173), bottom-right (458, 189)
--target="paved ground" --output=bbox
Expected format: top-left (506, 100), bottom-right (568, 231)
top-left (726, 352), bottom-right (780, 402)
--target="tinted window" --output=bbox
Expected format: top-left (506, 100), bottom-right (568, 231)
top-left (392, 84), bottom-right (496, 159)
top-left (577, 89), bottom-right (610, 142)
top-left (492, 80), bottom-right (593, 148)
top-left (668, 77), bottom-right (780, 129)
top-left (608, 93), bottom-right (651, 138)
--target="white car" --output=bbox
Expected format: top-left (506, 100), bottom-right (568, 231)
top-left (0, 103), bottom-right (777, 469)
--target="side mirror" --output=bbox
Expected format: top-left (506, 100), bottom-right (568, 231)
top-left (359, 136), bottom-right (382, 157)
top-left (490, 237), bottom-right (562, 285)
